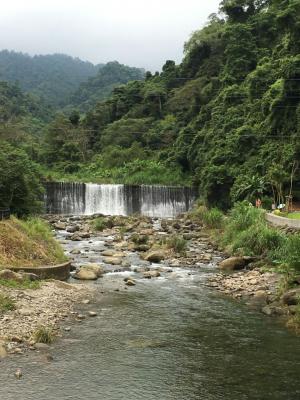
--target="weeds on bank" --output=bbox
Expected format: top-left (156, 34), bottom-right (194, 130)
top-left (0, 278), bottom-right (40, 290)
top-left (92, 217), bottom-right (114, 231)
top-left (0, 293), bottom-right (15, 313)
top-left (33, 326), bottom-right (55, 344)
top-left (0, 216), bottom-right (66, 267)
top-left (167, 235), bottom-right (187, 254)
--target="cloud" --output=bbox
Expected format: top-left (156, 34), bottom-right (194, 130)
top-left (0, 0), bottom-right (221, 70)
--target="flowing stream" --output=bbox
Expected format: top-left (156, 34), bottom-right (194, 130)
top-left (0, 223), bottom-right (300, 399)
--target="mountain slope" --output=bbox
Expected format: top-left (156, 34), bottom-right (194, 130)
top-left (0, 50), bottom-right (101, 107)
top-left (69, 61), bottom-right (145, 111)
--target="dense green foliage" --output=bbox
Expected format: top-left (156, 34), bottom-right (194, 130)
top-left (35, 0), bottom-right (300, 200)
top-left (0, 141), bottom-right (44, 215)
top-left (1, 0), bottom-right (300, 202)
top-left (0, 50), bottom-right (100, 107)
top-left (69, 61), bottom-right (145, 111)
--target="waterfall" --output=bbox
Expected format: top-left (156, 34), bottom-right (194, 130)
top-left (45, 182), bottom-right (197, 217)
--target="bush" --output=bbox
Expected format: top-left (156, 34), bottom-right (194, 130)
top-left (202, 208), bottom-right (224, 228)
top-left (0, 141), bottom-right (44, 216)
top-left (92, 217), bottom-right (114, 231)
top-left (189, 205), bottom-right (223, 228)
top-left (167, 235), bottom-right (187, 253)
top-left (272, 234), bottom-right (300, 272)
top-left (131, 234), bottom-right (149, 244)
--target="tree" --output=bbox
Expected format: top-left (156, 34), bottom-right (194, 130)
top-left (0, 141), bottom-right (43, 215)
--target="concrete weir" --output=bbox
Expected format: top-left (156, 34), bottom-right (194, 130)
top-left (10, 261), bottom-right (71, 280)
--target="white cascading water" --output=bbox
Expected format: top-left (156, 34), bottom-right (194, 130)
top-left (85, 184), bottom-right (126, 216)
top-left (45, 182), bottom-right (196, 217)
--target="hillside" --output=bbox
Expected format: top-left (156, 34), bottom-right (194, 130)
top-left (40, 0), bottom-right (299, 209)
top-left (0, 51), bottom-right (101, 107)
top-left (69, 61), bottom-right (145, 112)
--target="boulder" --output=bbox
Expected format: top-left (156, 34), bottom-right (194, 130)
top-left (0, 269), bottom-right (24, 282)
top-left (66, 225), bottom-right (80, 233)
top-left (103, 257), bottom-right (122, 265)
top-left (74, 264), bottom-right (104, 280)
top-left (144, 250), bottom-right (166, 263)
top-left (125, 279), bottom-right (136, 286)
top-left (218, 257), bottom-right (247, 271)
top-left (73, 269), bottom-right (98, 280)
top-left (282, 288), bottom-right (300, 306)
top-left (143, 270), bottom-right (161, 279)
top-left (54, 222), bottom-right (66, 230)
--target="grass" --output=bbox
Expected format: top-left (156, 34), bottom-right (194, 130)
top-left (0, 293), bottom-right (15, 313)
top-left (131, 234), bottom-right (149, 245)
top-left (0, 216), bottom-right (67, 268)
top-left (288, 212), bottom-right (300, 220)
top-left (189, 205), bottom-right (224, 228)
top-left (33, 326), bottom-right (55, 344)
top-left (0, 278), bottom-right (40, 290)
top-left (167, 234), bottom-right (187, 254)
top-left (92, 216), bottom-right (114, 231)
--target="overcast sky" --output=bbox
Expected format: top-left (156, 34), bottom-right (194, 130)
top-left (0, 0), bottom-right (221, 71)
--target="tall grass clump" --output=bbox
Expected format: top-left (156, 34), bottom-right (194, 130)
top-left (271, 234), bottom-right (300, 272)
top-left (0, 293), bottom-right (15, 313)
top-left (223, 202), bottom-right (285, 257)
top-left (33, 326), bottom-right (55, 344)
top-left (189, 205), bottom-right (223, 228)
top-left (167, 234), bottom-right (187, 253)
top-left (92, 217), bottom-right (114, 231)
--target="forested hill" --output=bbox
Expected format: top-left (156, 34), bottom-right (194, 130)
top-left (1, 0), bottom-right (300, 215)
top-left (69, 62), bottom-right (145, 112)
top-left (0, 51), bottom-right (144, 109)
top-left (43, 0), bottom-right (298, 209)
top-left (0, 51), bottom-right (101, 107)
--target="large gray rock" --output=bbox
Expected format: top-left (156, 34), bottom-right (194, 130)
top-left (0, 269), bottom-right (24, 282)
top-left (143, 270), bottom-right (161, 279)
top-left (73, 264), bottom-right (104, 280)
top-left (54, 222), bottom-right (66, 230)
top-left (282, 288), bottom-right (300, 306)
top-left (144, 251), bottom-right (166, 263)
top-left (218, 257), bottom-right (247, 271)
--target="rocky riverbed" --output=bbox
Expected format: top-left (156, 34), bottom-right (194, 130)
top-left (0, 212), bottom-right (298, 363)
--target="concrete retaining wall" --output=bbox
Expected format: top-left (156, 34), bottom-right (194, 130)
top-left (266, 213), bottom-right (300, 230)
top-left (10, 261), bottom-right (71, 281)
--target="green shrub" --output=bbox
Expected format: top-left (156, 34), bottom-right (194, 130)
top-left (33, 326), bottom-right (55, 344)
top-left (167, 235), bottom-right (187, 253)
top-left (230, 223), bottom-right (285, 256)
top-left (0, 293), bottom-right (15, 313)
top-left (272, 234), bottom-right (300, 272)
top-left (202, 208), bottom-right (224, 228)
top-left (131, 234), bottom-right (149, 244)
top-left (92, 217), bottom-right (114, 231)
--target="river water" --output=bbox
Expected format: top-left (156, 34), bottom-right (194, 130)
top-left (0, 225), bottom-right (300, 399)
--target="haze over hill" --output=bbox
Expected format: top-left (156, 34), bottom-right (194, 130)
top-left (0, 50), bottom-right (145, 108)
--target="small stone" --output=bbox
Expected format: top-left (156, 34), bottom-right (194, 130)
top-left (125, 279), bottom-right (136, 286)
top-left (82, 299), bottom-right (90, 305)
top-left (77, 314), bottom-right (86, 320)
top-left (14, 369), bottom-right (22, 379)
top-left (88, 311), bottom-right (97, 317)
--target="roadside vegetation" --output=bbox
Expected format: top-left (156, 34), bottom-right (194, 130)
top-left (0, 216), bottom-right (67, 268)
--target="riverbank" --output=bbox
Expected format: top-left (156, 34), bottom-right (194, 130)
top-left (0, 279), bottom-right (93, 357)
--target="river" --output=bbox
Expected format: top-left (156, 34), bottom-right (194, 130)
top-left (0, 217), bottom-right (299, 400)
